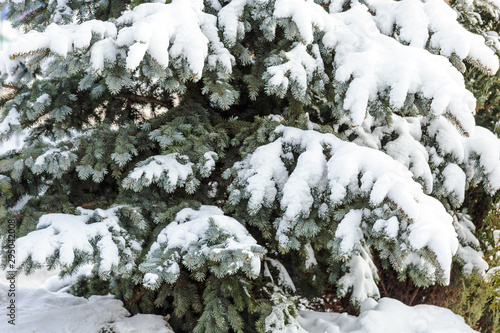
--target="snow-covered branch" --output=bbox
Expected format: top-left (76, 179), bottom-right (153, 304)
top-left (227, 125), bottom-right (460, 299)
top-left (140, 206), bottom-right (266, 289)
top-left (1, 0), bottom-right (496, 121)
top-left (15, 207), bottom-right (144, 278)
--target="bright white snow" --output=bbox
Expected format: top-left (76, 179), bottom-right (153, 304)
top-left (0, 0), bottom-right (495, 123)
top-left (0, 284), bottom-right (173, 333)
top-left (0, 281), bottom-right (477, 333)
top-left (123, 153), bottom-right (194, 192)
top-left (14, 207), bottom-right (141, 277)
top-left (229, 125), bottom-right (459, 292)
top-left (297, 297), bottom-right (477, 333)
top-left (141, 205), bottom-right (265, 288)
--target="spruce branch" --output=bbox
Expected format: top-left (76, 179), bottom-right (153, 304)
top-left (1, 84), bottom-right (20, 91)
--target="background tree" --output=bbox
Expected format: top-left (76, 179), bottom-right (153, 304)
top-left (1, 0), bottom-right (500, 332)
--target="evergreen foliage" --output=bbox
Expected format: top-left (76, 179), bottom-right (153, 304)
top-left (1, 0), bottom-right (500, 331)
top-left (454, 205), bottom-right (500, 332)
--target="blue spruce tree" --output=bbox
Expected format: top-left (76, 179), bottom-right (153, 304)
top-left (1, 0), bottom-right (500, 331)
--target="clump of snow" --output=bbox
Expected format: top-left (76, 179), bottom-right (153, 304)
top-left (35, 93), bottom-right (51, 104)
top-left (266, 42), bottom-right (328, 103)
top-left (90, 38), bottom-right (118, 73)
top-left (335, 210), bottom-right (364, 256)
top-left (442, 163), bottom-right (466, 204)
top-left (304, 242), bottom-right (318, 269)
top-left (123, 154), bottom-right (195, 192)
top-left (217, 0), bottom-right (249, 45)
top-left (116, 0), bottom-right (233, 79)
top-left (140, 205), bottom-right (266, 288)
top-left (383, 118), bottom-right (433, 192)
top-left (336, 246), bottom-right (380, 304)
top-left (273, 0), bottom-right (329, 44)
top-left (15, 207), bottom-right (141, 277)
top-left (427, 117), bottom-right (465, 162)
top-left (199, 151), bottom-right (218, 177)
top-left (8, 20), bottom-right (116, 59)
top-left (373, 216), bottom-right (399, 239)
top-left (465, 126), bottom-right (500, 192)
top-left (229, 138), bottom-right (288, 214)
top-left (267, 258), bottom-right (297, 293)
top-left (457, 245), bottom-right (488, 276)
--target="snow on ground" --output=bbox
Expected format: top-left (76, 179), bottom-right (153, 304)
top-left (0, 272), bottom-right (477, 333)
top-left (0, 268), bottom-right (59, 289)
top-left (298, 298), bottom-right (477, 333)
top-left (0, 284), bottom-right (174, 333)
top-left (0, 266), bottom-right (174, 332)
